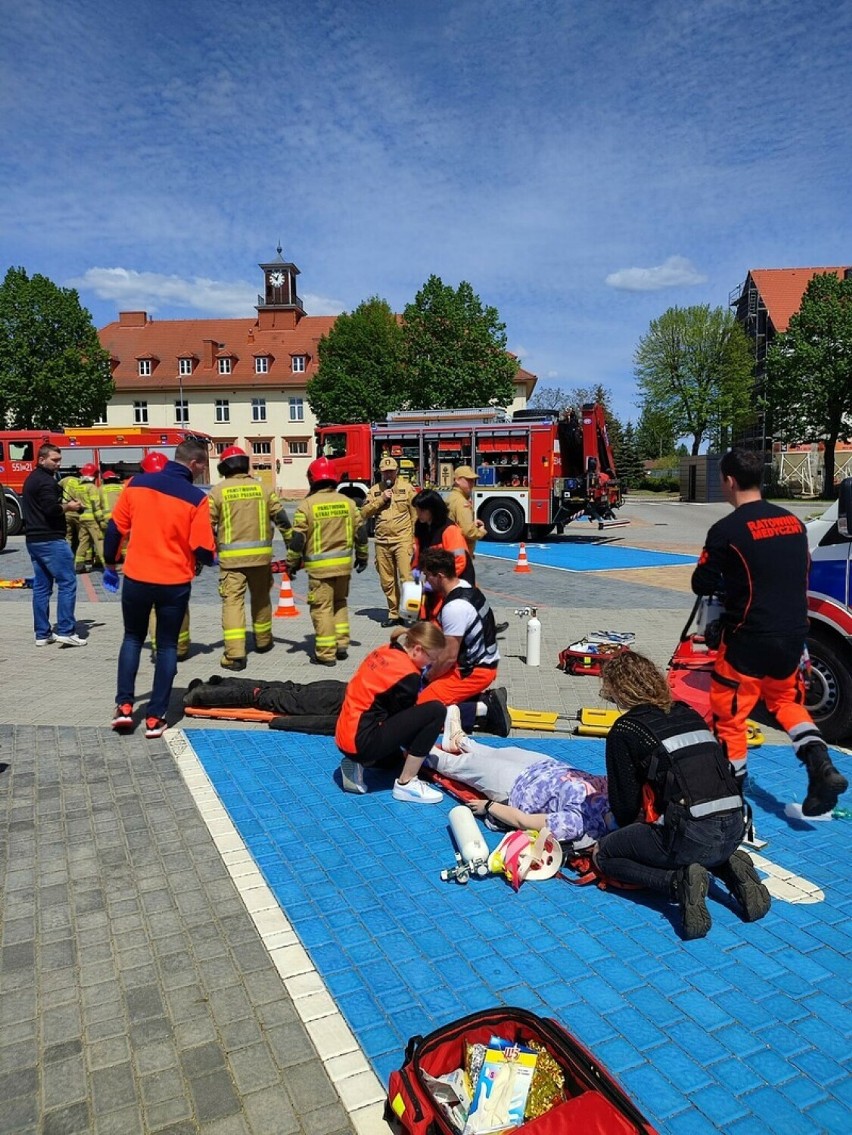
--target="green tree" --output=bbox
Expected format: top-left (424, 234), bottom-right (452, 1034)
top-left (613, 421), bottom-right (644, 488)
top-left (633, 304), bottom-right (753, 456)
top-left (767, 272), bottom-right (852, 497)
top-left (529, 384), bottom-right (571, 411)
top-left (401, 275), bottom-right (517, 409)
top-left (635, 403), bottom-right (677, 461)
top-left (0, 266), bottom-right (113, 428)
top-left (307, 297), bottom-right (404, 424)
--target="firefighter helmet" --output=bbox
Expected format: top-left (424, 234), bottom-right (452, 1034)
top-left (80, 463), bottom-right (98, 478)
top-left (307, 457), bottom-right (339, 485)
top-left (102, 470), bottom-right (118, 481)
top-left (217, 445), bottom-right (250, 476)
top-left (140, 451), bottom-right (168, 474)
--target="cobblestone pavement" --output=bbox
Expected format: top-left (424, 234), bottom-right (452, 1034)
top-left (0, 499), bottom-right (842, 1133)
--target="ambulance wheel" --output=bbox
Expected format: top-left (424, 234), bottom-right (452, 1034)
top-left (805, 634), bottom-right (852, 742)
top-left (480, 499), bottom-right (525, 542)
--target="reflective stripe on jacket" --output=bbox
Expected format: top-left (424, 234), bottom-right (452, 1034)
top-left (208, 474), bottom-right (291, 569)
top-left (288, 487), bottom-right (368, 579)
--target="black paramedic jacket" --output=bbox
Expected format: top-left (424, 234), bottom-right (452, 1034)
top-left (22, 465), bottom-right (66, 543)
top-left (691, 499), bottom-right (810, 677)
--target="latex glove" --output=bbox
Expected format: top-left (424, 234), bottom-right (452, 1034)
top-left (355, 560), bottom-right (368, 574)
top-left (102, 568), bottom-right (120, 593)
top-left (411, 568), bottom-right (421, 583)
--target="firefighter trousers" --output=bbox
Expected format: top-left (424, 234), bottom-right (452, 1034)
top-left (375, 541), bottom-right (413, 619)
top-left (75, 521), bottom-right (104, 568)
top-left (218, 565), bottom-right (274, 661)
top-left (65, 513), bottom-right (80, 554)
top-left (307, 574), bottom-right (351, 662)
top-left (711, 645), bottom-right (815, 772)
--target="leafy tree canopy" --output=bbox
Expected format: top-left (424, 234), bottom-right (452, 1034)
top-left (767, 271), bottom-right (852, 496)
top-left (401, 275), bottom-right (517, 409)
top-left (0, 266), bottom-right (113, 429)
top-left (635, 403), bottom-right (678, 460)
top-left (307, 296), bottom-right (404, 424)
top-left (633, 304), bottom-right (753, 456)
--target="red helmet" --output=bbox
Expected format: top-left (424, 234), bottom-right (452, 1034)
top-left (217, 445), bottom-right (250, 476)
top-left (80, 463), bottom-right (97, 478)
top-left (140, 451), bottom-right (168, 474)
top-left (307, 457), bottom-right (339, 485)
top-left (102, 470), bottom-right (118, 481)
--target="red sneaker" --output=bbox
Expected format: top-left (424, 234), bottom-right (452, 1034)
top-left (112, 704), bottom-right (134, 731)
top-left (144, 717), bottom-right (168, 739)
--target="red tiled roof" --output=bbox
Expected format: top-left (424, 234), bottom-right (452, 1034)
top-left (749, 267), bottom-right (850, 333)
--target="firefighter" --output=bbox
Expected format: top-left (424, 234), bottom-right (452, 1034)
top-left (208, 446), bottom-right (293, 671)
top-left (446, 465), bottom-right (485, 556)
top-left (74, 464), bottom-right (105, 572)
top-left (287, 457), bottom-right (368, 666)
top-left (99, 470), bottom-right (125, 529)
top-left (59, 467), bottom-right (83, 554)
top-left (140, 452), bottom-right (192, 661)
top-left (593, 651), bottom-right (770, 940)
top-left (360, 455), bottom-right (417, 627)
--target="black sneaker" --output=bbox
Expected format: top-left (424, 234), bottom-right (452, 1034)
top-left (483, 687), bottom-right (511, 737)
top-left (713, 851), bottom-right (771, 922)
top-left (674, 864), bottom-right (711, 940)
top-left (799, 742), bottom-right (848, 816)
top-left (494, 621), bottom-right (510, 635)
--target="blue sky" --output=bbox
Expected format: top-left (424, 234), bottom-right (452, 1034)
top-left (2, 0), bottom-right (850, 424)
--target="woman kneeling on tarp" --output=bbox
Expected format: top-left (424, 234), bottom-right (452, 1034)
top-left (593, 651), bottom-right (771, 940)
top-left (335, 621), bottom-right (449, 804)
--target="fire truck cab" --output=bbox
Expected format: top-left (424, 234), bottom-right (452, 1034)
top-left (315, 403), bottom-right (625, 542)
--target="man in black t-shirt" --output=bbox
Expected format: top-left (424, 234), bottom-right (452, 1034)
top-left (692, 448), bottom-right (847, 817)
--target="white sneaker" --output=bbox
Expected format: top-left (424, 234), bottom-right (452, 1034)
top-left (35, 634), bottom-right (56, 646)
top-left (442, 705), bottom-right (470, 754)
top-left (54, 633), bottom-right (87, 647)
top-left (392, 777), bottom-right (443, 804)
top-left (339, 757), bottom-right (367, 794)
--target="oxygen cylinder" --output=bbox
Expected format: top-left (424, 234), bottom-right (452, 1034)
top-left (448, 805), bottom-right (490, 875)
top-left (526, 607), bottom-right (541, 667)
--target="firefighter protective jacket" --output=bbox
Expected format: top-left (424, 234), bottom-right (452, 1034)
top-left (360, 479), bottom-right (417, 546)
top-left (446, 487), bottom-right (481, 553)
top-left (77, 480), bottom-right (104, 525)
top-left (208, 474), bottom-right (292, 570)
top-left (288, 486), bottom-right (368, 579)
top-left (100, 483), bottom-right (124, 526)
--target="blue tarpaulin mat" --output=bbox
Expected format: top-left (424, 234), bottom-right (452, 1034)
top-left (477, 541), bottom-right (696, 571)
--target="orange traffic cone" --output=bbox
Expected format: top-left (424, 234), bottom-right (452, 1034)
top-left (273, 570), bottom-right (299, 618)
top-left (514, 543), bottom-right (532, 573)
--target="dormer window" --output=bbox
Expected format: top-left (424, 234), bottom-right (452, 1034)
top-left (178, 357), bottom-right (193, 376)
top-left (255, 356), bottom-right (270, 374)
top-left (218, 357), bottom-right (232, 375)
top-left (138, 359), bottom-right (152, 377)
top-left (292, 355), bottom-right (306, 374)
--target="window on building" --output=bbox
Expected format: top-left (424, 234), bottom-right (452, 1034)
top-left (251, 441), bottom-right (272, 456)
top-left (175, 399), bottom-right (189, 425)
top-left (215, 441), bottom-right (235, 456)
top-left (255, 356), bottom-right (269, 374)
top-left (215, 399), bottom-right (230, 423)
top-left (138, 359), bottom-right (152, 377)
top-left (218, 357), bottom-right (232, 375)
top-left (179, 357), bottom-right (193, 376)
top-left (133, 401), bottom-right (149, 425)
top-left (292, 355), bottom-right (306, 373)
top-left (251, 398), bottom-right (267, 422)
top-left (93, 407), bottom-right (108, 425)
top-left (288, 440), bottom-right (308, 456)
top-left (288, 397), bottom-right (304, 422)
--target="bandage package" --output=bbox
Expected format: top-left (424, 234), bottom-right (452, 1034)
top-left (463, 1036), bottom-right (538, 1134)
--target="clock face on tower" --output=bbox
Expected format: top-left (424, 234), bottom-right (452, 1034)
top-left (269, 271), bottom-right (285, 287)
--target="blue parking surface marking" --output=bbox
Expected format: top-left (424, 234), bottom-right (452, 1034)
top-left (476, 540), bottom-right (696, 571)
top-left (188, 729), bottom-right (851, 1133)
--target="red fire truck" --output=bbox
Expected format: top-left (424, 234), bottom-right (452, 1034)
top-left (315, 403), bottom-right (625, 542)
top-left (0, 426), bottom-right (213, 536)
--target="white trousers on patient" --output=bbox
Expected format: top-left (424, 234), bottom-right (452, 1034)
top-left (428, 738), bottom-right (545, 801)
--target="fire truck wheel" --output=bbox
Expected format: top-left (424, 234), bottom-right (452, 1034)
top-left (4, 490), bottom-right (23, 536)
top-left (480, 499), bottom-right (526, 543)
top-left (805, 633), bottom-right (852, 742)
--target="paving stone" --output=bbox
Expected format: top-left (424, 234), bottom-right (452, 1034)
top-left (281, 1059), bottom-right (342, 1114)
top-left (139, 1066), bottom-right (186, 1108)
top-left (129, 1016), bottom-right (175, 1048)
top-left (44, 1038), bottom-right (84, 1064)
top-left (42, 1052), bottom-right (88, 1111)
top-left (227, 1044), bottom-right (280, 1095)
top-left (41, 1100), bottom-right (92, 1135)
top-left (240, 1087), bottom-right (300, 1135)
top-left (92, 1103), bottom-right (145, 1135)
top-left (91, 1061), bottom-right (137, 1113)
top-left (179, 1041), bottom-right (227, 1079)
top-left (0, 1065), bottom-right (38, 1101)
top-left (189, 1070), bottom-right (242, 1125)
top-left (299, 1103), bottom-right (354, 1135)
top-left (87, 1035), bottom-right (131, 1070)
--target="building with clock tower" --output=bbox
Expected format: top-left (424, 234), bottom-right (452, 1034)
top-left (98, 251), bottom-right (537, 496)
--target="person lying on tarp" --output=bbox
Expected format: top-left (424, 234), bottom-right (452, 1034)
top-left (592, 651), bottom-right (771, 941)
top-left (426, 715), bottom-right (614, 846)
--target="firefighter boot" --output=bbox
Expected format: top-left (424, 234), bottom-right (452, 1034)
top-left (798, 742), bottom-right (848, 817)
top-left (712, 850), bottom-right (771, 923)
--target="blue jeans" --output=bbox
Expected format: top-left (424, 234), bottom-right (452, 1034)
top-left (117, 577), bottom-right (191, 719)
top-left (595, 806), bottom-right (745, 893)
top-left (27, 539), bottom-right (79, 639)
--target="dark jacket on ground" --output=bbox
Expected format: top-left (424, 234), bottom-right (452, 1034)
top-left (22, 465), bottom-right (65, 543)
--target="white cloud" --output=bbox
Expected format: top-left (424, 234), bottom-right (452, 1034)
top-left (604, 256), bottom-right (708, 292)
top-left (67, 268), bottom-right (344, 319)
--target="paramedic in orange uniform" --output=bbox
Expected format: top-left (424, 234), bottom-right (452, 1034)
top-left (335, 621), bottom-right (448, 804)
top-left (692, 447), bottom-right (847, 817)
